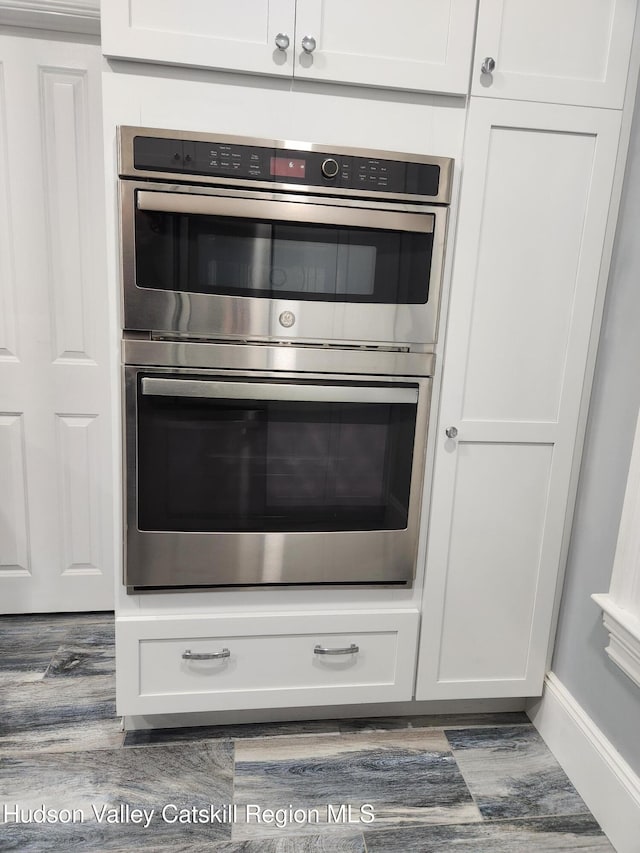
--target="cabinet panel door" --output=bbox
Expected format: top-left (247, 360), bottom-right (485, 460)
top-left (472, 0), bottom-right (636, 107)
top-left (435, 442), bottom-right (553, 684)
top-left (293, 0), bottom-right (476, 94)
top-left (101, 0), bottom-right (296, 77)
top-left (416, 99), bottom-right (621, 699)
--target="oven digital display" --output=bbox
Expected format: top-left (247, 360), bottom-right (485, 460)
top-left (270, 156), bottom-right (306, 179)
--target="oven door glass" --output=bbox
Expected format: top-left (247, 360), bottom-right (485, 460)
top-left (136, 375), bottom-right (417, 533)
top-left (134, 190), bottom-right (434, 304)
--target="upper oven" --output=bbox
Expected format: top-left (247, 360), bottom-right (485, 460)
top-left (118, 127), bottom-right (453, 347)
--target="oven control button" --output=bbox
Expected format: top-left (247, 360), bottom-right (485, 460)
top-left (321, 157), bottom-right (339, 179)
top-left (279, 310), bottom-right (296, 328)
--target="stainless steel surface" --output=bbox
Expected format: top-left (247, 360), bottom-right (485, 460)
top-left (124, 338), bottom-right (435, 376)
top-left (481, 56), bottom-right (496, 74)
top-left (141, 376), bottom-right (418, 404)
top-left (314, 644), bottom-right (359, 656)
top-left (275, 32), bottom-right (289, 50)
top-left (123, 354), bottom-right (432, 590)
top-left (121, 180), bottom-right (447, 347)
top-left (118, 126), bottom-right (455, 205)
top-left (137, 189), bottom-right (435, 233)
top-left (301, 35), bottom-right (317, 53)
top-left (445, 426), bottom-right (458, 439)
top-left (119, 127), bottom-right (446, 591)
top-left (133, 179), bottom-right (442, 214)
top-left (182, 648), bottom-right (231, 660)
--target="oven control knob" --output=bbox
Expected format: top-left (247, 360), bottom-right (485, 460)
top-left (321, 158), bottom-right (339, 179)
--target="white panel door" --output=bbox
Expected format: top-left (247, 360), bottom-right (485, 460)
top-left (293, 0), bottom-right (477, 94)
top-left (472, 0), bottom-right (636, 107)
top-left (0, 32), bottom-right (113, 613)
top-left (416, 98), bottom-right (621, 699)
top-left (100, 0), bottom-right (296, 78)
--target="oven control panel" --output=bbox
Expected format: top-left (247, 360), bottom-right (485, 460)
top-left (131, 133), bottom-right (444, 199)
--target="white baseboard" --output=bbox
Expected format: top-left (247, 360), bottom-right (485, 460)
top-left (527, 672), bottom-right (640, 853)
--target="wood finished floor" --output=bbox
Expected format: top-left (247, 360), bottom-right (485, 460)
top-left (0, 613), bottom-right (615, 852)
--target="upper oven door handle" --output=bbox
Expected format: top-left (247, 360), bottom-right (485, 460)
top-left (141, 378), bottom-right (418, 405)
top-left (136, 190), bottom-right (434, 234)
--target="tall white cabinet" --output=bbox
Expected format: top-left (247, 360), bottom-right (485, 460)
top-left (417, 100), bottom-right (622, 698)
top-left (415, 0), bottom-right (637, 699)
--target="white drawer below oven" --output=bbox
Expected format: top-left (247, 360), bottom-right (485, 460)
top-left (116, 610), bottom-right (420, 716)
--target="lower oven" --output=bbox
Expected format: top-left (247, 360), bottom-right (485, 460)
top-left (123, 340), bottom-right (433, 590)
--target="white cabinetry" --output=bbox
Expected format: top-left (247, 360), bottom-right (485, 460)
top-left (292, 0), bottom-right (476, 93)
top-left (103, 2), bottom-right (639, 715)
top-left (117, 610), bottom-right (419, 715)
top-left (416, 98), bottom-right (621, 699)
top-left (100, 0), bottom-right (476, 95)
top-left (101, 0), bottom-right (296, 78)
top-left (472, 0), bottom-right (636, 107)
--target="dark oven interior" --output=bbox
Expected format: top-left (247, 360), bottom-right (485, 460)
top-left (134, 202), bottom-right (434, 304)
top-left (136, 373), bottom-right (418, 534)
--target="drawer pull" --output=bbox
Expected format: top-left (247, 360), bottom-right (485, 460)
top-left (314, 643), bottom-right (359, 656)
top-left (182, 648), bottom-right (230, 661)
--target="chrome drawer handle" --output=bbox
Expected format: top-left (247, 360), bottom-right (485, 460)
top-left (182, 648), bottom-right (230, 660)
top-left (314, 643), bottom-right (359, 656)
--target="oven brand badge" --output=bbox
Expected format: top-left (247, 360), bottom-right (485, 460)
top-left (279, 310), bottom-right (296, 328)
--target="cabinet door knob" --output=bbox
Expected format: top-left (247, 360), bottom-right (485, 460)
top-left (445, 426), bottom-right (458, 439)
top-left (302, 35), bottom-right (317, 54)
top-left (275, 33), bottom-right (290, 51)
top-left (481, 56), bottom-right (496, 74)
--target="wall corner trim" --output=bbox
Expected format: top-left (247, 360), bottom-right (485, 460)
top-left (592, 593), bottom-right (640, 689)
top-left (527, 672), bottom-right (640, 853)
top-left (591, 403), bottom-right (640, 688)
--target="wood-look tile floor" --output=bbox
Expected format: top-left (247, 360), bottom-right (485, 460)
top-left (0, 613), bottom-right (615, 852)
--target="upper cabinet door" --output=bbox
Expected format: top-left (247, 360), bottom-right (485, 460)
top-left (101, 0), bottom-right (296, 78)
top-left (472, 0), bottom-right (637, 108)
top-left (293, 0), bottom-right (477, 94)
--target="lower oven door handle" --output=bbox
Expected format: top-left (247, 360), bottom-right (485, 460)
top-left (140, 377), bottom-right (418, 405)
top-left (136, 190), bottom-right (434, 234)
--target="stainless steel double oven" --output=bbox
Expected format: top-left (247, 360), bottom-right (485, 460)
top-left (120, 127), bottom-right (453, 591)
